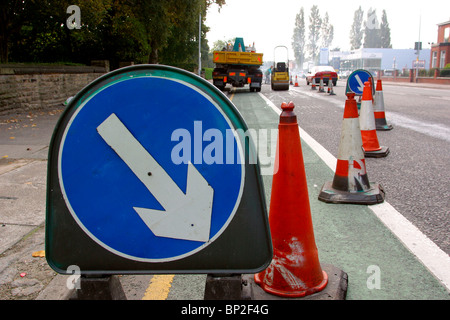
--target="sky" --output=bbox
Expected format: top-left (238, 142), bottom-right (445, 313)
top-left (205, 0), bottom-right (450, 58)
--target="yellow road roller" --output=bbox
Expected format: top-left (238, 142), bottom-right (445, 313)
top-left (271, 46), bottom-right (290, 91)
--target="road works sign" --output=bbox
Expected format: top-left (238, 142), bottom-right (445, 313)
top-left (346, 69), bottom-right (374, 96)
top-left (46, 65), bottom-right (272, 274)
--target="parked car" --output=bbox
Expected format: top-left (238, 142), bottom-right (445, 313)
top-left (306, 66), bottom-right (338, 86)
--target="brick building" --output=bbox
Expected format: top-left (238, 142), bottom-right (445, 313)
top-left (430, 21), bottom-right (450, 69)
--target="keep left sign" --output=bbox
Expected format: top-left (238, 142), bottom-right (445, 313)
top-left (46, 65), bottom-right (272, 274)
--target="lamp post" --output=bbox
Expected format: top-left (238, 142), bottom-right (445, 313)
top-left (198, 13), bottom-right (202, 76)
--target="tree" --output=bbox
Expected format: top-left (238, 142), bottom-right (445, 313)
top-left (3, 0), bottom-right (225, 71)
top-left (134, 1), bottom-right (171, 64)
top-left (292, 7), bottom-right (306, 68)
top-left (321, 12), bottom-right (334, 48)
top-left (211, 39), bottom-right (235, 52)
top-left (108, 0), bottom-right (226, 67)
top-left (159, 0), bottom-right (226, 70)
top-left (7, 0), bottom-right (140, 65)
top-left (380, 10), bottom-right (392, 48)
top-left (307, 5), bottom-right (321, 64)
top-left (0, 0), bottom-right (35, 63)
top-left (160, 0), bottom-right (205, 69)
top-left (363, 8), bottom-right (381, 48)
top-left (350, 6), bottom-right (364, 50)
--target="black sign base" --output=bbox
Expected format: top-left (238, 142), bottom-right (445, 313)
top-left (204, 274), bottom-right (252, 300)
top-left (69, 275), bottom-right (127, 300)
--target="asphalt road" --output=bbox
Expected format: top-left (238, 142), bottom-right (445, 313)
top-left (0, 80), bottom-right (449, 301)
top-left (263, 80), bottom-right (450, 256)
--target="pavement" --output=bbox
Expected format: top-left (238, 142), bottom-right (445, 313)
top-left (0, 82), bottom-right (449, 300)
top-left (0, 109), bottom-right (60, 300)
top-left (380, 80), bottom-right (450, 90)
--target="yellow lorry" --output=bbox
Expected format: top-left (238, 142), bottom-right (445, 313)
top-left (212, 38), bottom-right (264, 92)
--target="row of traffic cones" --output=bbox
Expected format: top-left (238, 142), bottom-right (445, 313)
top-left (310, 76), bottom-right (335, 95)
top-left (289, 76), bottom-right (300, 87)
top-left (318, 80), bottom-right (389, 205)
top-left (318, 83), bottom-right (386, 204)
top-left (252, 80), bottom-right (392, 299)
top-left (356, 80), bottom-right (393, 131)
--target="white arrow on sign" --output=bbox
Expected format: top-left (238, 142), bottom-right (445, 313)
top-left (97, 113), bottom-right (214, 242)
top-left (355, 74), bottom-right (365, 92)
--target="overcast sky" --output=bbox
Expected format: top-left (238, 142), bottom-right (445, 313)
top-left (205, 0), bottom-right (450, 57)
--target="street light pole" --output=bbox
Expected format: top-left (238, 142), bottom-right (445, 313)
top-left (416, 15), bottom-right (421, 83)
top-left (199, 13), bottom-right (202, 76)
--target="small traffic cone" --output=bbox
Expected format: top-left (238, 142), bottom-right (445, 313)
top-left (318, 94), bottom-right (385, 204)
top-left (318, 76), bottom-right (325, 92)
top-left (373, 80), bottom-right (393, 131)
top-left (294, 76), bottom-right (299, 87)
top-left (311, 78), bottom-right (317, 90)
top-left (360, 82), bottom-right (390, 158)
top-left (290, 76), bottom-right (293, 85)
top-left (368, 78), bottom-right (375, 103)
top-left (254, 102), bottom-right (328, 298)
top-left (328, 79), bottom-right (336, 95)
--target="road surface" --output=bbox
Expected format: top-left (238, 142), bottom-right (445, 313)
top-left (0, 81), bottom-right (449, 302)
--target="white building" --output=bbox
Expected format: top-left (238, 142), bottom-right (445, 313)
top-left (329, 48), bottom-right (431, 74)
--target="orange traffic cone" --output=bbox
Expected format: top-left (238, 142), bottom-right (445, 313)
top-left (360, 82), bottom-right (390, 158)
top-left (328, 79), bottom-right (336, 95)
top-left (254, 102), bottom-right (328, 298)
top-left (311, 78), bottom-right (317, 90)
top-left (318, 94), bottom-right (385, 204)
top-left (318, 76), bottom-right (325, 93)
top-left (373, 80), bottom-right (393, 131)
top-left (294, 76), bottom-right (299, 87)
top-left (290, 76), bottom-right (293, 85)
top-left (368, 78), bottom-right (375, 103)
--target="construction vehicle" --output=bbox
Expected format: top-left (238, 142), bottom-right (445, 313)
top-left (212, 38), bottom-right (263, 92)
top-left (271, 46), bottom-right (290, 91)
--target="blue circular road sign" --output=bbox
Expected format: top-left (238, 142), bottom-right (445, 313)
top-left (57, 67), bottom-right (245, 263)
top-left (346, 69), bottom-right (374, 95)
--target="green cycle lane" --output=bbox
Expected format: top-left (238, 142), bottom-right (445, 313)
top-left (229, 89), bottom-right (449, 300)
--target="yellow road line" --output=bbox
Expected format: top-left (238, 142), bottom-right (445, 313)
top-left (142, 275), bottom-right (175, 300)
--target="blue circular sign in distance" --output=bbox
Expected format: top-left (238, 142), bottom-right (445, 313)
top-left (58, 75), bottom-right (245, 263)
top-left (347, 70), bottom-right (373, 95)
